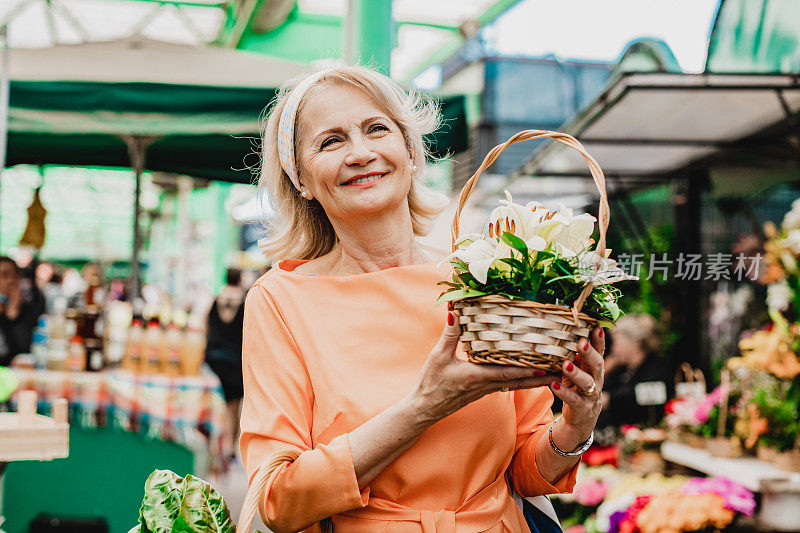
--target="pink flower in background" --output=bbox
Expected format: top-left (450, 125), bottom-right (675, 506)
top-left (565, 526), bottom-right (586, 533)
top-left (575, 479), bottom-right (608, 507)
top-left (694, 385), bottom-right (728, 423)
top-left (683, 476), bottom-right (756, 516)
top-left (666, 396), bottom-right (702, 428)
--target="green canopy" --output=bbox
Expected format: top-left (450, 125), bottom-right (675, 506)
top-left (706, 0), bottom-right (800, 73)
top-left (8, 81), bottom-right (467, 183)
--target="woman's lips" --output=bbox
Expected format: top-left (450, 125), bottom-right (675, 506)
top-left (341, 172), bottom-right (387, 188)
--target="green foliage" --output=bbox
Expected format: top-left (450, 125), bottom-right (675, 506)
top-left (696, 389), bottom-right (742, 438)
top-left (130, 470), bottom-right (241, 533)
top-left (752, 377), bottom-right (800, 452)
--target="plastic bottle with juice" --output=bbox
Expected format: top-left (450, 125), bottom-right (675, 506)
top-left (164, 323), bottom-right (182, 376)
top-left (124, 318), bottom-right (145, 372)
top-left (67, 336), bottom-right (86, 372)
top-left (182, 326), bottom-right (205, 376)
top-left (144, 319), bottom-right (164, 374)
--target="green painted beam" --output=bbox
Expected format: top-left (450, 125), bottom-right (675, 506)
top-left (397, 20), bottom-right (460, 32)
top-left (215, 0), bottom-right (267, 48)
top-left (351, 0), bottom-right (393, 74)
top-left (400, 0), bottom-right (522, 84)
top-left (475, 0), bottom-right (521, 25)
top-left (236, 8), bottom-right (343, 64)
top-left (107, 0), bottom-right (226, 7)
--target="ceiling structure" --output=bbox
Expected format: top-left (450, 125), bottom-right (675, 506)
top-left (2, 0), bottom-right (520, 82)
top-left (480, 72), bottom-right (800, 208)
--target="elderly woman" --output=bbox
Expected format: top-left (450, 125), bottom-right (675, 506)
top-left (240, 66), bottom-right (606, 533)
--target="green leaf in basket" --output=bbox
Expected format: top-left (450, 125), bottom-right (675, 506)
top-left (436, 288), bottom-right (487, 304)
top-left (134, 469), bottom-right (235, 533)
top-left (500, 232), bottom-right (528, 258)
top-left (498, 257), bottom-right (526, 271)
top-left (605, 301), bottom-right (620, 321)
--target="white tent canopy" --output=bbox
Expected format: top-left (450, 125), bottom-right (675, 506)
top-left (517, 72), bottom-right (800, 181)
top-left (2, 37), bottom-right (309, 86)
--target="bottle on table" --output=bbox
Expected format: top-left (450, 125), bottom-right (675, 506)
top-left (123, 318), bottom-right (145, 372)
top-left (31, 316), bottom-right (50, 369)
top-left (85, 338), bottom-right (104, 372)
top-left (67, 335), bottom-right (86, 372)
top-left (144, 319), bottom-right (164, 374)
top-left (182, 326), bottom-right (205, 376)
top-left (164, 323), bottom-right (183, 376)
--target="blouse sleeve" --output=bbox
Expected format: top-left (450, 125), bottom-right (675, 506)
top-left (508, 388), bottom-right (578, 496)
top-left (240, 284), bottom-right (370, 532)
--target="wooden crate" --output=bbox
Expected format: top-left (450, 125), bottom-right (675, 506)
top-left (0, 391), bottom-right (68, 462)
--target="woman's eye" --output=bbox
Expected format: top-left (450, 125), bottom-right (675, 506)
top-left (320, 137), bottom-right (340, 149)
top-left (369, 124), bottom-right (389, 133)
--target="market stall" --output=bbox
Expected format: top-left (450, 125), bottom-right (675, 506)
top-left (8, 367), bottom-right (228, 472)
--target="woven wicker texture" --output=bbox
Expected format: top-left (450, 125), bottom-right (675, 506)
top-left (449, 130), bottom-right (609, 370)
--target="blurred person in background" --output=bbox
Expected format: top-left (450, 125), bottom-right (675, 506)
top-left (36, 261), bottom-right (65, 313)
top-left (0, 256), bottom-right (45, 366)
top-left (596, 314), bottom-right (671, 431)
top-left (206, 267), bottom-right (246, 458)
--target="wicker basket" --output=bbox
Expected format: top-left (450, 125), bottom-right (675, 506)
top-left (449, 130), bottom-right (610, 372)
top-left (774, 450), bottom-right (800, 473)
top-left (707, 369), bottom-right (743, 458)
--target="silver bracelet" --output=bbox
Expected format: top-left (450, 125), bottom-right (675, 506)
top-left (548, 419), bottom-right (593, 457)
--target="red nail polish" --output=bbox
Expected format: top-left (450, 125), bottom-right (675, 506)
top-left (534, 370), bottom-right (546, 376)
top-left (582, 340), bottom-right (589, 350)
top-left (598, 328), bottom-right (604, 338)
top-left (447, 312), bottom-right (455, 326)
top-left (565, 362), bottom-right (574, 372)
top-left (551, 381), bottom-right (561, 390)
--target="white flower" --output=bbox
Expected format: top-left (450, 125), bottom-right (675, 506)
top-left (782, 200), bottom-right (800, 231)
top-left (488, 192), bottom-right (596, 257)
top-left (782, 229), bottom-right (800, 255)
top-left (446, 237), bottom-right (521, 284)
top-left (547, 203), bottom-right (597, 258)
top-left (767, 280), bottom-right (793, 313)
top-left (488, 192), bottom-right (555, 254)
top-left (575, 251), bottom-right (639, 285)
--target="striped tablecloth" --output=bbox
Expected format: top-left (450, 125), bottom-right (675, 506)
top-left (9, 368), bottom-right (229, 473)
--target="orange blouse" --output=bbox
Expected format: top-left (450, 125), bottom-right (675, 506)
top-left (240, 259), bottom-right (577, 533)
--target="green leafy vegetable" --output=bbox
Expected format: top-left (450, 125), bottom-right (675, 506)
top-left (130, 470), bottom-right (239, 533)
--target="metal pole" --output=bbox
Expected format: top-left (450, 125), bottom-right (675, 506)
top-left (0, 25), bottom-right (10, 251)
top-left (123, 135), bottom-right (158, 303)
top-left (343, 0), bottom-right (358, 66)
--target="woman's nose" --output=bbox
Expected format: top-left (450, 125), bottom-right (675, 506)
top-left (345, 135), bottom-right (377, 166)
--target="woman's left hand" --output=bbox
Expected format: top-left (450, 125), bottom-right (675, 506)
top-left (549, 326), bottom-right (605, 451)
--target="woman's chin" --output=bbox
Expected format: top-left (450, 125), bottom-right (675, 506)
top-left (338, 191), bottom-right (409, 218)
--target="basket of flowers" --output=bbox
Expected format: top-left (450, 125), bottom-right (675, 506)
top-left (439, 130), bottom-right (636, 373)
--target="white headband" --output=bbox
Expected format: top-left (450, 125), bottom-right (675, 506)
top-left (277, 69), bottom-right (331, 191)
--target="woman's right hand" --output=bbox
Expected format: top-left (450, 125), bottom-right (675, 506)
top-left (407, 311), bottom-right (553, 426)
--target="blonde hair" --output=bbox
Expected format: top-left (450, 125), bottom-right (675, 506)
top-left (613, 314), bottom-right (661, 356)
top-left (257, 65), bottom-right (448, 261)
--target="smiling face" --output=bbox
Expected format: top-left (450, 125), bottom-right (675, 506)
top-left (295, 82), bottom-right (414, 225)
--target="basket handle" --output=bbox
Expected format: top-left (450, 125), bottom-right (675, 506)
top-left (674, 362), bottom-right (695, 386)
top-left (451, 130), bottom-right (610, 317)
